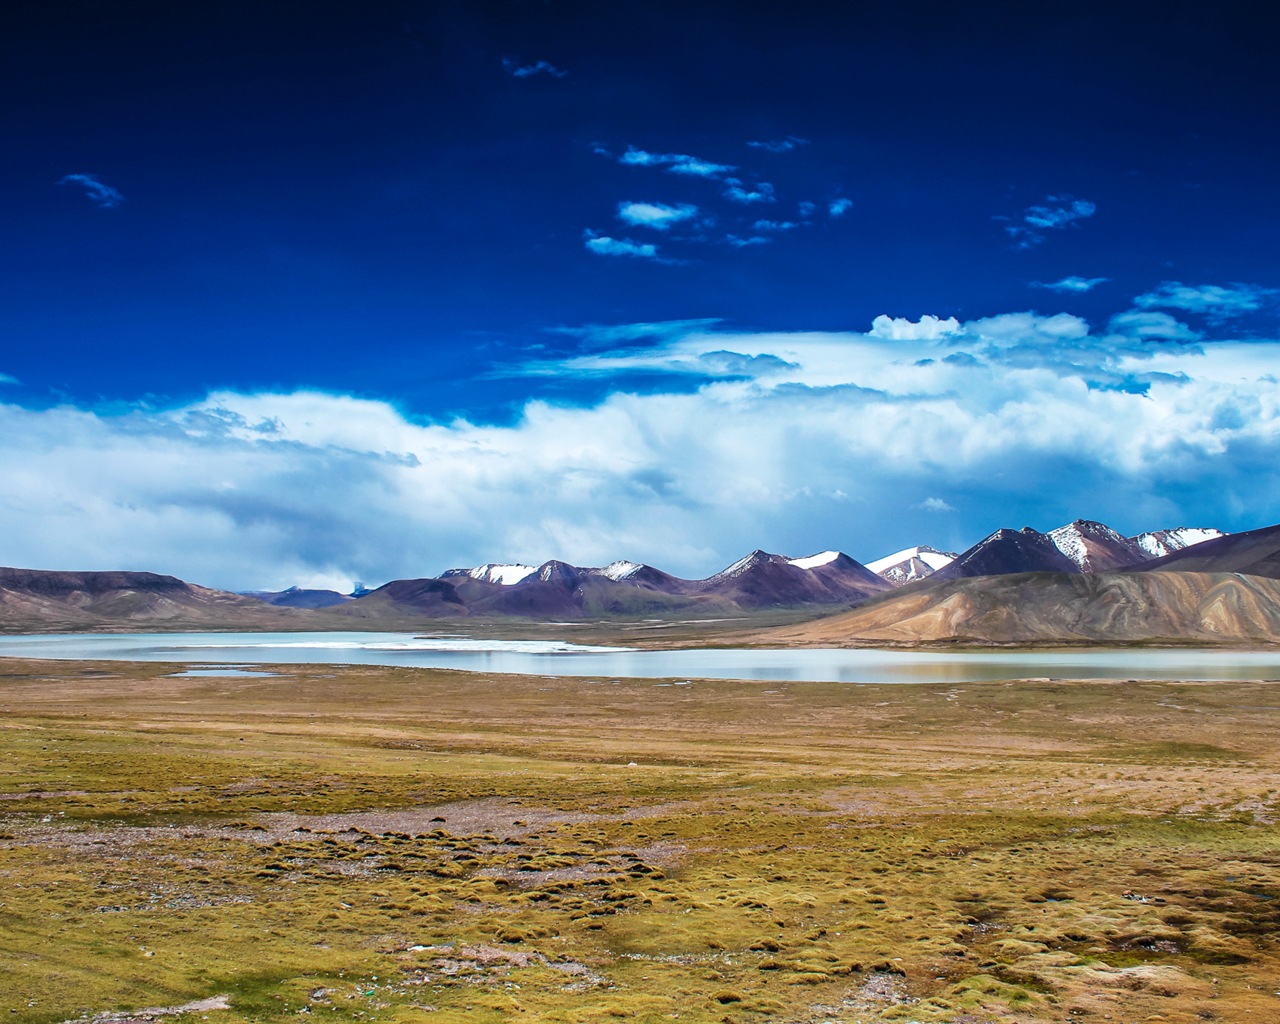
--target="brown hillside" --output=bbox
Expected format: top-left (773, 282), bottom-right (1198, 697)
top-left (757, 571), bottom-right (1280, 647)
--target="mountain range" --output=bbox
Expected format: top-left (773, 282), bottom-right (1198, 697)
top-left (2, 518), bottom-right (1278, 644)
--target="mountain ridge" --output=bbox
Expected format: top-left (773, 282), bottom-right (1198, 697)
top-left (0, 518), bottom-right (1257, 637)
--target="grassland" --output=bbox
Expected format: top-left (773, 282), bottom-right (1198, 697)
top-left (3, 656), bottom-right (1280, 1023)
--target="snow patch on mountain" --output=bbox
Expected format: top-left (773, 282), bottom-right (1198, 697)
top-left (867, 547), bottom-right (954, 574)
top-left (711, 550), bottom-right (779, 580)
top-left (1134, 528), bottom-right (1225, 558)
top-left (867, 546), bottom-right (957, 586)
top-left (594, 560), bottom-right (644, 581)
top-left (467, 563), bottom-right (537, 585)
top-left (787, 550), bottom-right (840, 570)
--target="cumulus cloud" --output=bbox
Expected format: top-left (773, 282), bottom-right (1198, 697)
top-left (1035, 276), bottom-right (1109, 293)
top-left (869, 315), bottom-right (961, 340)
top-left (828, 197), bottom-right (853, 218)
top-left (616, 146), bottom-right (735, 178)
top-left (58, 173), bottom-right (124, 208)
top-left (752, 219), bottom-right (797, 232)
top-left (583, 231), bottom-right (661, 259)
top-left (1134, 281), bottom-right (1277, 323)
top-left (747, 136), bottom-right (808, 153)
top-left (616, 201), bottom-right (698, 230)
top-left (502, 57), bottom-right (567, 78)
top-left (4, 313), bottom-right (1279, 590)
top-left (723, 179), bottom-right (775, 204)
top-left (1005, 194), bottom-right (1096, 248)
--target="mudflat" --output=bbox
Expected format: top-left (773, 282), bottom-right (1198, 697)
top-left (3, 656), bottom-right (1279, 1023)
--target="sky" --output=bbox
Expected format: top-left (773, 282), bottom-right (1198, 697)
top-left (3, 0), bottom-right (1280, 590)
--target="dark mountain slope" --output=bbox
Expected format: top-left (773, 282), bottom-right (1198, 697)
top-left (1128, 522), bottom-right (1280, 580)
top-left (931, 528), bottom-right (1081, 580)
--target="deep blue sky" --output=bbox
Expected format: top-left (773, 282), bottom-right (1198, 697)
top-left (2, 0), bottom-right (1280, 587)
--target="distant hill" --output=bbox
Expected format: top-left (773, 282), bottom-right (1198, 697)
top-left (241, 586), bottom-right (354, 609)
top-left (335, 549), bottom-right (889, 621)
top-left (759, 571), bottom-right (1280, 647)
top-left (0, 567), bottom-right (313, 632)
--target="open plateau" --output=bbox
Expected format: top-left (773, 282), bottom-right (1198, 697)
top-left (6, 518), bottom-right (1280, 1024)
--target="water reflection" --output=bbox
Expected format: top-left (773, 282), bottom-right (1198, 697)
top-left (1, 631), bottom-right (1279, 683)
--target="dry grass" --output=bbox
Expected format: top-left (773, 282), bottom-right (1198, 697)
top-left (2, 657), bottom-right (1280, 1023)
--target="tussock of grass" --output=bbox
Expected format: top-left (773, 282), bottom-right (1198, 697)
top-left (2, 658), bottom-right (1280, 1022)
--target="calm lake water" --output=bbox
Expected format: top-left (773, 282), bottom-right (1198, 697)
top-left (2, 631), bottom-right (1280, 683)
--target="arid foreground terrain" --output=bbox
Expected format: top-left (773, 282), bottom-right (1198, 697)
top-left (3, 658), bottom-right (1280, 1024)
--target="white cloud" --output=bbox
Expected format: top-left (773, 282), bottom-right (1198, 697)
top-left (1035, 276), bottom-right (1109, 293)
top-left (798, 201), bottom-right (817, 218)
top-left (1024, 197), bottom-right (1096, 229)
top-left (752, 219), bottom-right (797, 232)
top-left (4, 315), bottom-right (1280, 590)
top-left (828, 197), bottom-right (853, 218)
top-left (502, 58), bottom-right (567, 78)
top-left (1134, 281), bottom-right (1277, 323)
top-left (869, 315), bottom-right (961, 340)
top-left (723, 180), bottom-right (775, 204)
top-left (1005, 194), bottom-right (1096, 248)
top-left (747, 136), bottom-right (808, 153)
top-left (58, 173), bottom-right (124, 209)
top-left (616, 201), bottom-right (698, 230)
top-left (1106, 310), bottom-right (1201, 343)
top-left (617, 147), bottom-right (735, 178)
top-left (583, 232), bottom-right (661, 259)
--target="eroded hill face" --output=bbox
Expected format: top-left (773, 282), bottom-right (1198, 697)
top-left (761, 571), bottom-right (1280, 647)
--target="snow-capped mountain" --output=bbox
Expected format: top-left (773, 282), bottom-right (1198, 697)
top-left (360, 520), bottom-right (1230, 620)
top-left (1047, 520), bottom-right (1144, 573)
top-left (934, 520), bottom-right (1227, 581)
top-left (867, 546), bottom-right (957, 586)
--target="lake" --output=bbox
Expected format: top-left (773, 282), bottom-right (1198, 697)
top-left (2, 631), bottom-right (1280, 683)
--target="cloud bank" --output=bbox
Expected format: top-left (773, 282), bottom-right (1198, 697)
top-left (2, 309), bottom-right (1279, 591)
